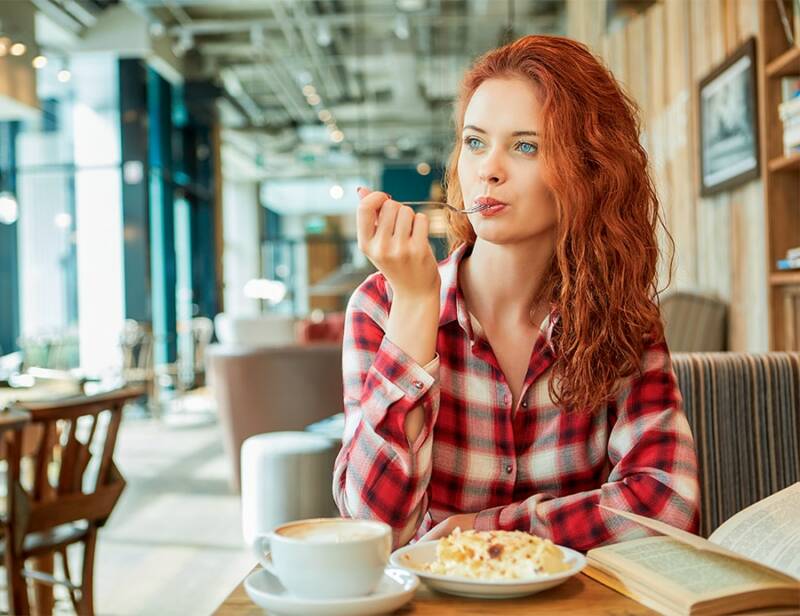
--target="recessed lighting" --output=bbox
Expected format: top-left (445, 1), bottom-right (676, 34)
top-left (307, 93), bottom-right (321, 106)
top-left (396, 0), bottom-right (426, 11)
top-left (416, 162), bottom-right (431, 176)
top-left (57, 69), bottom-right (71, 83)
top-left (330, 130), bottom-right (344, 143)
top-left (318, 109), bottom-right (332, 122)
top-left (329, 184), bottom-right (344, 199)
top-left (32, 55), bottom-right (47, 69)
top-left (302, 84), bottom-right (316, 97)
top-left (10, 42), bottom-right (26, 56)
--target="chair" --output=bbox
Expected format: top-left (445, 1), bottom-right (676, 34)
top-left (660, 291), bottom-right (728, 352)
top-left (672, 352), bottom-right (800, 537)
top-left (2, 387), bottom-right (144, 615)
top-left (205, 343), bottom-right (343, 491)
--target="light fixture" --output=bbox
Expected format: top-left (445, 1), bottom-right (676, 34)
top-left (296, 70), bottom-right (313, 85)
top-left (329, 184), bottom-right (344, 199)
top-left (394, 14), bottom-right (410, 40)
top-left (416, 161), bottom-right (431, 175)
top-left (57, 69), bottom-right (71, 83)
top-left (54, 212), bottom-right (72, 229)
top-left (302, 84), bottom-right (316, 97)
top-left (32, 55), bottom-right (47, 69)
top-left (318, 109), bottom-right (332, 122)
top-left (0, 192), bottom-right (19, 225)
top-left (330, 130), bottom-right (344, 143)
top-left (243, 278), bottom-right (288, 304)
top-left (396, 0), bottom-right (427, 11)
top-left (10, 42), bottom-right (26, 56)
top-left (307, 93), bottom-right (321, 106)
top-left (315, 22), bottom-right (332, 47)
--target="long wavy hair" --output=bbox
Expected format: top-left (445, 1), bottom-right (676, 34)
top-left (445, 34), bottom-right (673, 414)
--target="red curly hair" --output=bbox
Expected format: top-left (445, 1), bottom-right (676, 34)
top-left (445, 34), bottom-right (673, 413)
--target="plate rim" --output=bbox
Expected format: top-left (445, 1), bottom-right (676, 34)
top-left (244, 566), bottom-right (420, 606)
top-left (389, 539), bottom-right (586, 586)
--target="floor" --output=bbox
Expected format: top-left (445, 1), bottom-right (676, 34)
top-left (3, 405), bottom-right (255, 615)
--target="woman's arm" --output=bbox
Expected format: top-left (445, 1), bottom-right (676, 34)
top-left (470, 341), bottom-right (700, 551)
top-left (332, 187), bottom-right (443, 548)
top-left (332, 274), bottom-right (440, 547)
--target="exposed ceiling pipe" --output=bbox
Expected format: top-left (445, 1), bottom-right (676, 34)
top-left (31, 0), bottom-right (86, 35)
top-left (62, 0), bottom-right (100, 27)
top-left (220, 67), bottom-right (266, 126)
top-left (282, 0), bottom-right (344, 101)
top-left (120, 0), bottom-right (168, 33)
top-left (249, 26), bottom-right (314, 124)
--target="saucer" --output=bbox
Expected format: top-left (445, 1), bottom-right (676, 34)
top-left (243, 567), bottom-right (419, 615)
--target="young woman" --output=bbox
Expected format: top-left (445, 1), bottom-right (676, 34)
top-left (333, 34), bottom-right (700, 550)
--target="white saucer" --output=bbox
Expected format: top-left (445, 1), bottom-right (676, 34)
top-left (243, 567), bottom-right (419, 615)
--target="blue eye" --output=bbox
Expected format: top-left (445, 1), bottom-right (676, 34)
top-left (517, 141), bottom-right (538, 155)
top-left (463, 136), bottom-right (483, 151)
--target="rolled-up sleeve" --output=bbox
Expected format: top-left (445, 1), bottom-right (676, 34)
top-left (333, 274), bottom-right (440, 547)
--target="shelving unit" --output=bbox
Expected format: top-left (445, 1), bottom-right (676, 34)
top-left (758, 1), bottom-right (800, 351)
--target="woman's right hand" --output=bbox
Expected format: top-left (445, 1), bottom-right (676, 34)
top-left (356, 186), bottom-right (440, 300)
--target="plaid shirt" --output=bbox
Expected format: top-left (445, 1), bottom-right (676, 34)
top-left (333, 244), bottom-right (700, 550)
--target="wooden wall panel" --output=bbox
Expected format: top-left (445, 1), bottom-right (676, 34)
top-left (567, 0), bottom-right (768, 351)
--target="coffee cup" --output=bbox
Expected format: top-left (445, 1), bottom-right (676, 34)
top-left (252, 517), bottom-right (392, 599)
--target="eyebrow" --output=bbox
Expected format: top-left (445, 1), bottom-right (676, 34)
top-left (463, 124), bottom-right (540, 137)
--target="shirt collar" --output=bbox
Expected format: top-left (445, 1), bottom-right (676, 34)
top-left (437, 242), bottom-right (560, 350)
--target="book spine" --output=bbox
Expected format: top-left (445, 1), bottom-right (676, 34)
top-left (777, 258), bottom-right (800, 271)
top-left (786, 246), bottom-right (800, 260)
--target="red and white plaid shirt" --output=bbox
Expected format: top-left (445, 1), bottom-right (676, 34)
top-left (333, 244), bottom-right (700, 550)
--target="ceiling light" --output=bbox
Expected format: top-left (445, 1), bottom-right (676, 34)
top-left (396, 0), bottom-right (426, 11)
top-left (10, 42), bottom-right (26, 56)
top-left (243, 279), bottom-right (288, 304)
top-left (330, 130), bottom-right (344, 143)
top-left (316, 23), bottom-right (332, 47)
top-left (307, 93), bottom-right (321, 106)
top-left (302, 84), bottom-right (316, 97)
top-left (0, 192), bottom-right (19, 225)
top-left (329, 184), bottom-right (344, 199)
top-left (32, 55), bottom-right (47, 69)
top-left (54, 213), bottom-right (72, 229)
top-left (394, 15), bottom-right (410, 40)
top-left (416, 162), bottom-right (431, 176)
top-left (318, 109), bottom-right (332, 122)
top-left (57, 69), bottom-right (71, 83)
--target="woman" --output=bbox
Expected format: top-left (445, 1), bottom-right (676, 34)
top-left (332, 34), bottom-right (700, 550)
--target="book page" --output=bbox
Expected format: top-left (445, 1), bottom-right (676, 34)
top-left (599, 505), bottom-right (798, 583)
top-left (591, 536), bottom-right (792, 600)
top-left (709, 483), bottom-right (800, 579)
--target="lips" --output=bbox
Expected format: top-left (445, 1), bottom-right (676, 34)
top-left (474, 196), bottom-right (509, 217)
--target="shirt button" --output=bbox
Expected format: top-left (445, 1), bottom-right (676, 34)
top-left (505, 464), bottom-right (513, 474)
top-left (521, 400), bottom-right (528, 408)
top-left (412, 380), bottom-right (424, 390)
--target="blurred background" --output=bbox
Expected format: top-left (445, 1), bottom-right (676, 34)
top-left (0, 0), bottom-right (798, 614)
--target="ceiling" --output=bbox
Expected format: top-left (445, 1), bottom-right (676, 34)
top-left (32, 0), bottom-right (566, 184)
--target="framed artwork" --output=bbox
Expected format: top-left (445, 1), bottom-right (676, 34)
top-left (698, 37), bottom-right (760, 196)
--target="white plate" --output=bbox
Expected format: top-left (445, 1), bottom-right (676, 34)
top-left (244, 567), bottom-right (419, 616)
top-left (390, 539), bottom-right (586, 599)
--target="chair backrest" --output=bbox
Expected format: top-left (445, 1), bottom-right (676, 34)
top-left (661, 291), bottom-right (728, 352)
top-left (6, 387), bottom-right (144, 552)
top-left (671, 352), bottom-right (800, 537)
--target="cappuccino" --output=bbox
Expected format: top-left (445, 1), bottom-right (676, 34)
top-left (278, 520), bottom-right (385, 543)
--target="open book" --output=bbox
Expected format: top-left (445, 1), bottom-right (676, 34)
top-left (585, 483), bottom-right (800, 616)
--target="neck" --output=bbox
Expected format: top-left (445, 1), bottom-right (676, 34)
top-left (460, 234), bottom-right (555, 325)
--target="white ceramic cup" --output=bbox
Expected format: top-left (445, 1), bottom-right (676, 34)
top-left (252, 517), bottom-right (392, 599)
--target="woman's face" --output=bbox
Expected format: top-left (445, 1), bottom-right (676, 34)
top-left (457, 77), bottom-right (558, 245)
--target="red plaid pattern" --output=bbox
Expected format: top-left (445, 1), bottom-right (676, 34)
top-left (333, 244), bottom-right (700, 550)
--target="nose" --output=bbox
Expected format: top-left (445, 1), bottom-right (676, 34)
top-left (478, 148), bottom-right (506, 185)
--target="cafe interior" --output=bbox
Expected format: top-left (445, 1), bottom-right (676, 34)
top-left (0, 0), bottom-right (798, 614)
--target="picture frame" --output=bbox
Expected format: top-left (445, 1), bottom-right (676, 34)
top-left (697, 37), bottom-right (760, 196)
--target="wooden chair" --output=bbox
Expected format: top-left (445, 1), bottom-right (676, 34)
top-left (2, 387), bottom-right (143, 615)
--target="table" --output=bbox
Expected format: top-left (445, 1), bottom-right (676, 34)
top-left (212, 566), bottom-right (656, 615)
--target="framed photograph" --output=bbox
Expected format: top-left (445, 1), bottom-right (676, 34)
top-left (698, 37), bottom-right (760, 196)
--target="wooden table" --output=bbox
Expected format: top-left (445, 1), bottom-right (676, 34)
top-left (213, 566), bottom-right (655, 615)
